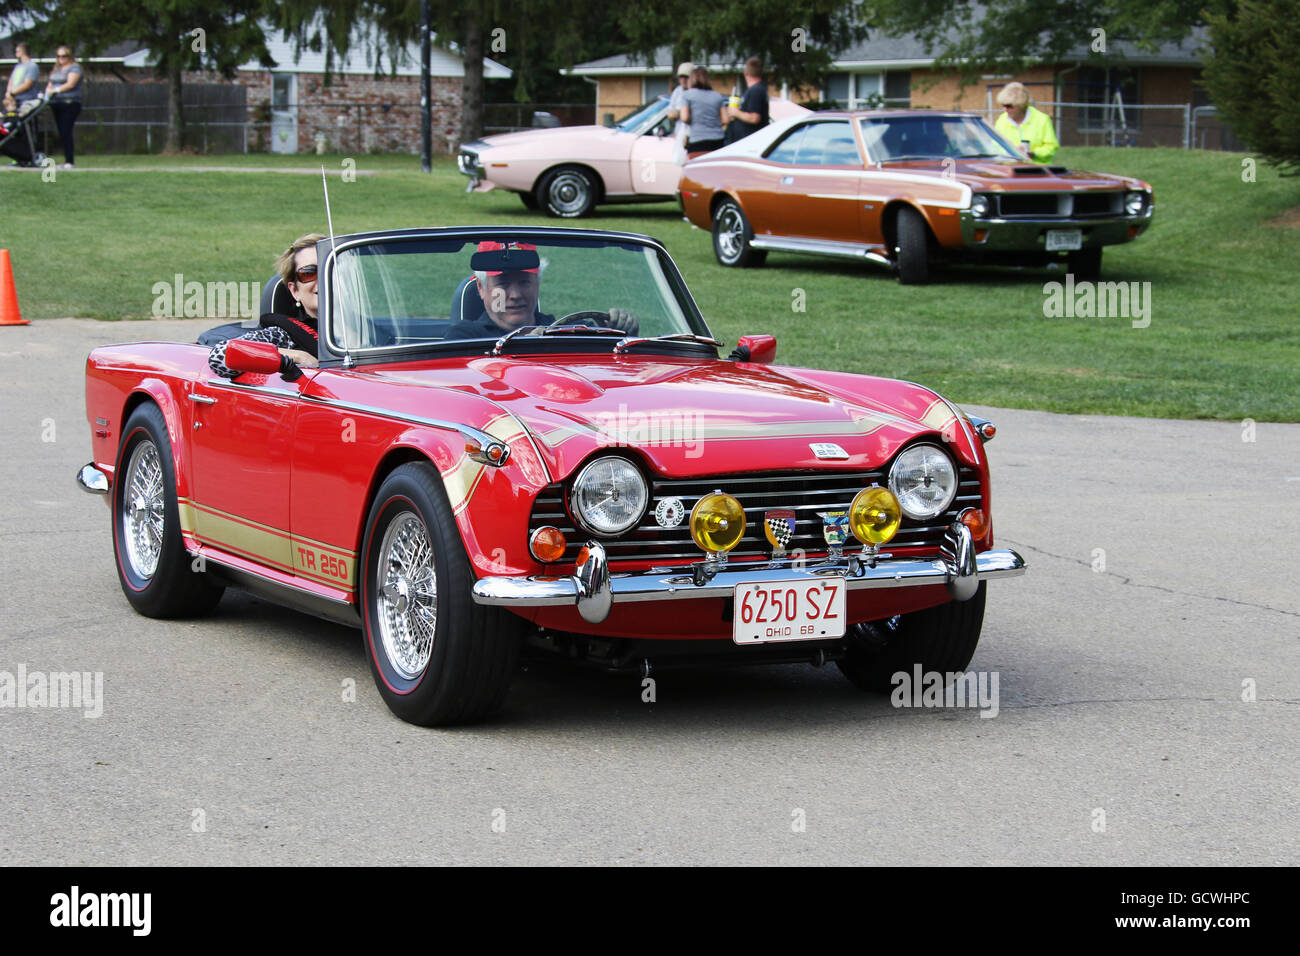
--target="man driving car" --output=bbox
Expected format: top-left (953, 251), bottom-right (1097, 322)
top-left (443, 240), bottom-right (638, 340)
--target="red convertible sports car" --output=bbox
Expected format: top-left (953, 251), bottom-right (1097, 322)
top-left (78, 227), bottom-right (1026, 725)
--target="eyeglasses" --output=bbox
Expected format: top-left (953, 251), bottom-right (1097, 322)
top-left (293, 264), bottom-right (317, 283)
top-left (56, 54), bottom-right (70, 59)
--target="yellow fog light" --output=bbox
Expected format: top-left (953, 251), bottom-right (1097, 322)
top-left (689, 492), bottom-right (746, 554)
top-left (850, 487), bottom-right (901, 545)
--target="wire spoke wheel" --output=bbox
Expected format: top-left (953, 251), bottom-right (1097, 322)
top-left (376, 511), bottom-right (438, 679)
top-left (122, 439), bottom-right (165, 579)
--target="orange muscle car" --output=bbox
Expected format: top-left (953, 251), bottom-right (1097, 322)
top-left (678, 110), bottom-right (1153, 283)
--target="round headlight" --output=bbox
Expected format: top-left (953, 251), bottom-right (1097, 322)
top-left (849, 487), bottom-right (901, 545)
top-left (689, 492), bottom-right (746, 554)
top-left (570, 457), bottom-right (648, 537)
top-left (1125, 191), bottom-right (1145, 215)
top-left (970, 194), bottom-right (991, 218)
top-left (888, 444), bottom-right (958, 520)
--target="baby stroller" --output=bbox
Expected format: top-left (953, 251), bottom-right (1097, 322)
top-left (0, 95), bottom-right (50, 168)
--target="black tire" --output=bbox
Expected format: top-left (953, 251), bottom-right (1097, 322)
top-left (360, 462), bottom-right (522, 726)
top-left (838, 583), bottom-right (986, 693)
top-left (519, 191), bottom-right (539, 211)
top-left (112, 403), bottom-right (224, 618)
top-left (894, 206), bottom-right (931, 285)
top-left (538, 165), bottom-right (597, 218)
top-left (711, 198), bottom-right (766, 268)
top-left (1067, 247), bottom-right (1102, 281)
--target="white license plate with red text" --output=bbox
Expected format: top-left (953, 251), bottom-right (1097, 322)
top-left (733, 579), bottom-right (847, 644)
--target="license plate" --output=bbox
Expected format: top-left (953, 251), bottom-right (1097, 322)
top-left (733, 579), bottom-right (847, 644)
top-left (1046, 229), bottom-right (1083, 251)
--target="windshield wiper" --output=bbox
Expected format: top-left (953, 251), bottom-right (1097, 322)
top-left (490, 323), bottom-right (628, 355)
top-left (880, 155), bottom-right (939, 162)
top-left (612, 333), bottom-right (722, 355)
top-left (957, 152), bottom-right (1004, 159)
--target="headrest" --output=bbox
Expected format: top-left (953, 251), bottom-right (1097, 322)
top-left (260, 275), bottom-right (297, 316)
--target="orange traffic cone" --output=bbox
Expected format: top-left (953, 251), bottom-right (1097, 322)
top-left (0, 250), bottom-right (29, 326)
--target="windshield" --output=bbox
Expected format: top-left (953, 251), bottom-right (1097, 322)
top-left (859, 115), bottom-right (1019, 162)
top-left (327, 234), bottom-right (701, 354)
top-left (614, 97), bottom-right (668, 134)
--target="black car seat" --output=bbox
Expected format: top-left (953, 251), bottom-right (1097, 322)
top-left (196, 275), bottom-right (294, 347)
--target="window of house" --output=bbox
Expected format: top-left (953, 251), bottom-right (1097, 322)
top-left (823, 71), bottom-right (911, 109)
top-left (1073, 67), bottom-right (1141, 131)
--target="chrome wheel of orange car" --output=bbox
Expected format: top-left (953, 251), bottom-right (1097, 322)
top-left (112, 403), bottom-right (224, 618)
top-left (376, 512), bottom-right (438, 679)
top-left (540, 166), bottom-right (597, 217)
top-left (712, 198), bottom-right (765, 268)
top-left (361, 462), bottom-right (522, 725)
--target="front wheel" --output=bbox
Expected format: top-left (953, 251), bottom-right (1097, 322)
top-left (539, 166), bottom-right (597, 218)
top-left (712, 198), bottom-right (766, 268)
top-left (360, 462), bottom-right (522, 726)
top-left (838, 583), bottom-right (986, 693)
top-left (112, 403), bottom-right (224, 618)
top-left (894, 206), bottom-right (931, 285)
top-left (519, 191), bottom-right (539, 211)
top-left (1067, 247), bottom-right (1102, 281)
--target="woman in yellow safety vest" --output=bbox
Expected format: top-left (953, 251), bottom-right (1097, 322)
top-left (994, 82), bottom-right (1058, 163)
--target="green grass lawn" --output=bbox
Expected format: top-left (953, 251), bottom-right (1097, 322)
top-left (2, 147), bottom-right (1297, 420)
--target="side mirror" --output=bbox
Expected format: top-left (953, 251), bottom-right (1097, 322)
top-left (735, 334), bottom-right (776, 364)
top-left (654, 125), bottom-right (667, 138)
top-left (225, 339), bottom-right (301, 380)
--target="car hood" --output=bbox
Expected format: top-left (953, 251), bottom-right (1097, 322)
top-left (472, 125), bottom-right (624, 150)
top-left (363, 354), bottom-right (972, 480)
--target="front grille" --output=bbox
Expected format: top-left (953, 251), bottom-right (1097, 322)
top-left (995, 191), bottom-right (1122, 218)
top-left (1072, 192), bottom-right (1122, 217)
top-left (529, 467), bottom-right (982, 566)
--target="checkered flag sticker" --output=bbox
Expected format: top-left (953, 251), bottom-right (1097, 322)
top-left (763, 510), bottom-right (796, 552)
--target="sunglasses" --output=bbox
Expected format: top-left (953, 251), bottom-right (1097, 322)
top-left (292, 264), bottom-right (318, 283)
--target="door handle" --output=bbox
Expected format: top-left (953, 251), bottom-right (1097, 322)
top-left (780, 175), bottom-right (794, 185)
top-left (188, 393), bottom-right (217, 405)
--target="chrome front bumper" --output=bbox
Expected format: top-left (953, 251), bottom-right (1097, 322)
top-left (76, 462), bottom-right (109, 494)
top-left (958, 209), bottom-right (1153, 250)
top-left (472, 522), bottom-right (1026, 625)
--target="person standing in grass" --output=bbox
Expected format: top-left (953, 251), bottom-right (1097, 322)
top-left (680, 66), bottom-right (727, 154)
top-left (5, 42), bottom-right (39, 107)
top-left (45, 45), bottom-right (83, 168)
top-left (994, 82), bottom-right (1058, 163)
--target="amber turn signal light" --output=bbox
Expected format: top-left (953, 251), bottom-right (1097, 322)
top-left (961, 508), bottom-right (989, 539)
top-left (530, 526), bottom-right (568, 562)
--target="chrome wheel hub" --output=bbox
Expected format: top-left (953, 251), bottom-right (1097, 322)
top-left (122, 440), bottom-right (165, 579)
top-left (717, 208), bottom-right (743, 260)
top-left (376, 512), bottom-right (438, 679)
top-left (548, 173), bottom-right (589, 215)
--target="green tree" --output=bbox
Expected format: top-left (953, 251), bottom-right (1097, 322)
top-left (11, 0), bottom-right (273, 152)
top-left (866, 0), bottom-right (1208, 79)
top-left (620, 0), bottom-right (870, 94)
top-left (1203, 0), bottom-right (1300, 172)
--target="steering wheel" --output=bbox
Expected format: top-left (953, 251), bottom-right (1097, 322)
top-left (554, 310), bottom-right (612, 327)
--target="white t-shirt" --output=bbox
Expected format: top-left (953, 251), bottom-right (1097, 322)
top-left (669, 85), bottom-right (689, 141)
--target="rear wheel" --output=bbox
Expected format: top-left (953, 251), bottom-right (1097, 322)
top-left (838, 583), bottom-right (986, 693)
top-left (360, 462), bottom-right (522, 726)
top-left (112, 403), bottom-right (224, 618)
top-left (539, 165), bottom-right (597, 217)
top-left (519, 191), bottom-right (539, 211)
top-left (894, 206), bottom-right (931, 284)
top-left (1067, 247), bottom-right (1102, 280)
top-left (712, 198), bottom-right (766, 268)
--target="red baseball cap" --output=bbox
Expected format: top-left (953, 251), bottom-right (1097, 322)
top-left (474, 240), bottom-right (540, 275)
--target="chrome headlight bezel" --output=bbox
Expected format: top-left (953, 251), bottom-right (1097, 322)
top-left (1124, 190), bottom-right (1146, 216)
top-left (887, 443), bottom-right (958, 521)
top-left (970, 193), bottom-right (992, 218)
top-left (568, 456), bottom-right (649, 538)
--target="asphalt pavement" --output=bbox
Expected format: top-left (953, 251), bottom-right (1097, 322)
top-left (1, 318), bottom-right (1295, 865)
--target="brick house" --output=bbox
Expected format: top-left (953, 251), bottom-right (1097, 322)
top-left (564, 30), bottom-right (1212, 148)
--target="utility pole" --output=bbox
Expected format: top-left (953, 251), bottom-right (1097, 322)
top-left (420, 0), bottom-right (432, 172)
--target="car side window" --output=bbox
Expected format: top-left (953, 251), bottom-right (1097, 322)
top-left (792, 121), bottom-right (861, 166)
top-left (764, 125), bottom-right (808, 164)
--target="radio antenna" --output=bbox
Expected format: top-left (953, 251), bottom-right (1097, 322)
top-left (321, 164), bottom-right (352, 367)
top-left (321, 164), bottom-right (336, 241)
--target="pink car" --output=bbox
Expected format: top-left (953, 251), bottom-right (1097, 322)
top-left (459, 94), bottom-right (810, 217)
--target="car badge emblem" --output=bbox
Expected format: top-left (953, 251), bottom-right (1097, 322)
top-left (818, 510), bottom-right (849, 560)
top-left (810, 442), bottom-right (849, 460)
top-left (654, 496), bottom-right (686, 529)
top-left (763, 509), bottom-right (796, 558)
